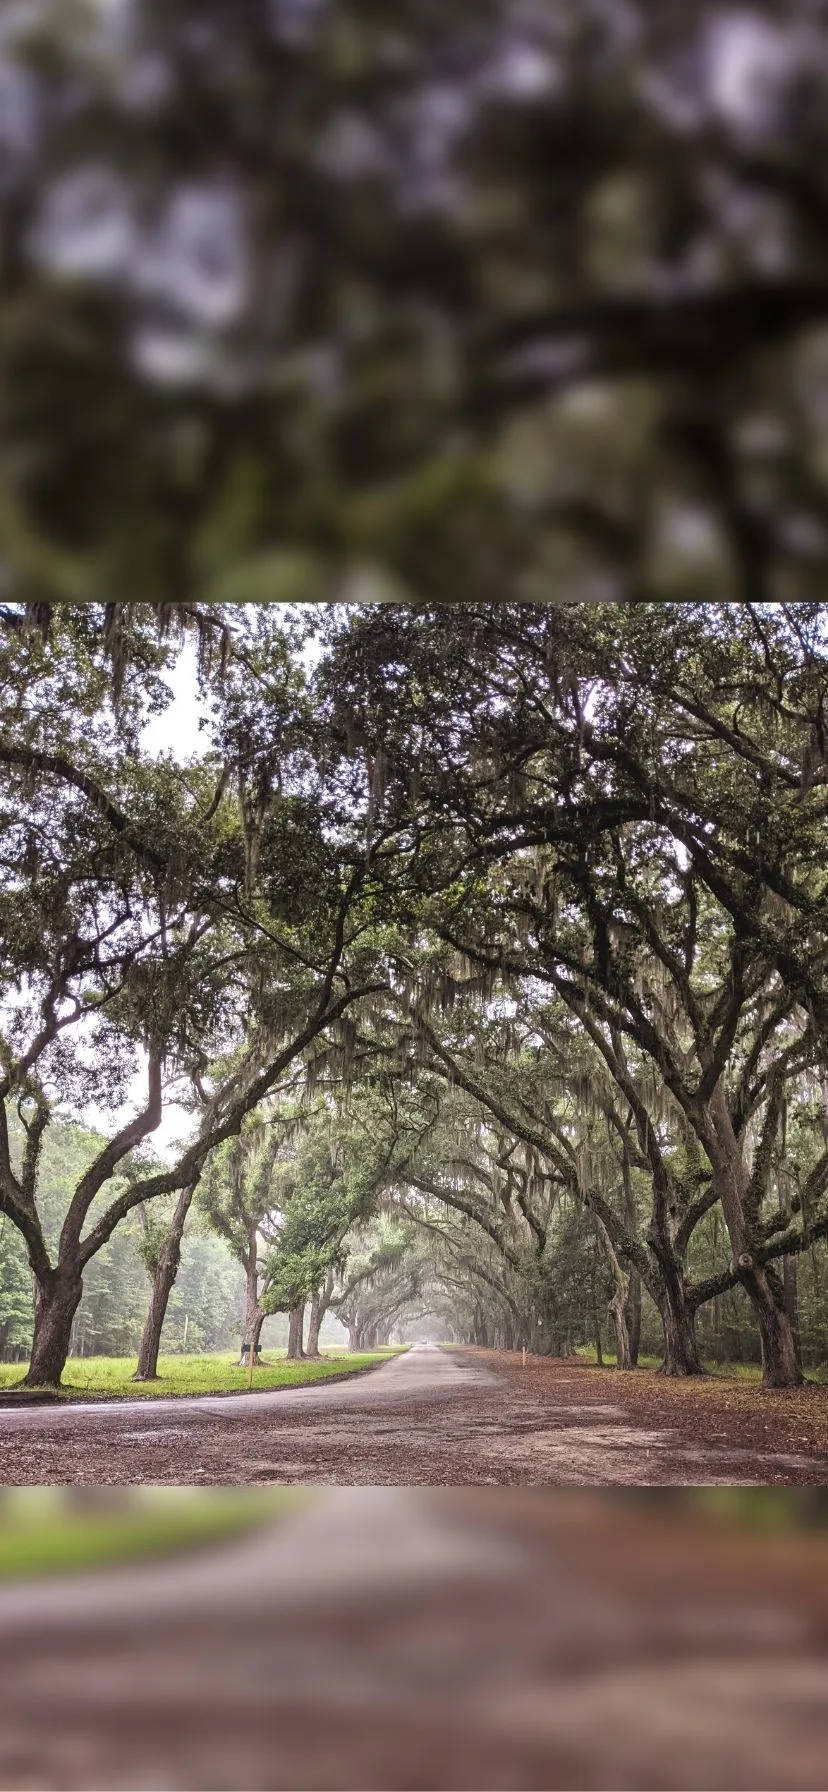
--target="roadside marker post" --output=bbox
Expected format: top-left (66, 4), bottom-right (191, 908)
top-left (522, 1346), bottom-right (526, 1368)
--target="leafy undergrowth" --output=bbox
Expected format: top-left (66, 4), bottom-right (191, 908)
top-left (0, 1488), bottom-right (302, 1580)
top-left (459, 1348), bottom-right (828, 1464)
top-left (0, 1348), bottom-right (402, 1401)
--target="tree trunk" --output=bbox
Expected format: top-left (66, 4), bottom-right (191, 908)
top-left (608, 1284), bottom-right (632, 1371)
top-left (708, 1085), bottom-right (803, 1388)
top-left (784, 1255), bottom-right (801, 1370)
top-left (22, 1269), bottom-right (83, 1389)
top-left (621, 1138), bottom-right (642, 1365)
top-left (239, 1258), bottom-right (263, 1367)
top-left (306, 1289), bottom-right (322, 1359)
top-left (286, 1302), bottom-right (305, 1361)
top-left (626, 1269), bottom-right (642, 1367)
top-left (593, 1215), bottom-right (634, 1371)
top-left (590, 1269), bottom-right (604, 1366)
top-left (748, 1262), bottom-right (803, 1388)
top-left (659, 1270), bottom-right (704, 1376)
top-left (133, 1183), bottom-right (195, 1381)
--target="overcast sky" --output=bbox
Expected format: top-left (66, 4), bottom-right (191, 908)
top-left (85, 608), bottom-right (319, 1158)
top-left (81, 639), bottom-right (209, 1157)
top-left (141, 636), bottom-right (204, 760)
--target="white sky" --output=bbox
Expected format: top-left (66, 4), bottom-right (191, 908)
top-left (81, 641), bottom-right (206, 1159)
top-left (141, 637), bottom-right (205, 759)
top-left (88, 612), bottom-right (302, 1159)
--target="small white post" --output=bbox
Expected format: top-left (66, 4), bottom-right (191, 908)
top-left (522, 1346), bottom-right (527, 1368)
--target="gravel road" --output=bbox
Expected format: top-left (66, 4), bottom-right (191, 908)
top-left (2, 1344), bottom-right (827, 1485)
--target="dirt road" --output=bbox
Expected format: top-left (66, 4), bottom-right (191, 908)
top-left (2, 1344), bottom-right (827, 1485)
top-left (1, 1490), bottom-right (828, 1788)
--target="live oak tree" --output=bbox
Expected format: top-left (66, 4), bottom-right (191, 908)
top-left (0, 604), bottom-right (236, 701)
top-left (377, 989), bottom-right (685, 1370)
top-left (313, 983), bottom-right (828, 1368)
top-left (197, 1110), bottom-right (291, 1367)
top-left (259, 1105), bottom-right (377, 1358)
top-left (314, 1052), bottom-right (625, 1359)
top-left (333, 1219), bottom-right (424, 1352)
top-left (196, 1099), bottom-right (350, 1367)
top-left (0, 607), bottom-right (389, 1386)
top-left (0, 612), bottom-right (226, 1384)
top-left (301, 1025), bottom-right (828, 1366)
top-left (0, 1102), bottom-right (244, 1362)
top-left (368, 1078), bottom-right (571, 1354)
top-left (320, 601), bottom-right (828, 1384)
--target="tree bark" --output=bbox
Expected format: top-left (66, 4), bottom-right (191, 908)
top-left (608, 1284), bottom-right (632, 1371)
top-left (658, 1266), bottom-right (704, 1376)
top-left (286, 1302), bottom-right (305, 1361)
top-left (590, 1268), bottom-right (604, 1365)
top-left (594, 1215), bottom-right (634, 1371)
top-left (621, 1138), bottom-right (642, 1365)
top-left (749, 1262), bottom-right (803, 1387)
top-left (133, 1183), bottom-right (195, 1381)
top-left (239, 1255), bottom-right (263, 1366)
top-left (305, 1289), bottom-right (322, 1359)
top-left (784, 1255), bottom-right (801, 1369)
top-left (21, 1269), bottom-right (83, 1388)
top-left (626, 1269), bottom-right (642, 1366)
top-left (708, 1085), bottom-right (803, 1388)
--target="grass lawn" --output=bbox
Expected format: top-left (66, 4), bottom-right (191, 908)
top-left (0, 1347), bottom-right (403, 1401)
top-left (0, 1487), bottom-right (300, 1581)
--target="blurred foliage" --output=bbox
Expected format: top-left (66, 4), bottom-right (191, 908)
top-left (3, 2), bottom-right (828, 611)
top-left (0, 1488), bottom-right (289, 1578)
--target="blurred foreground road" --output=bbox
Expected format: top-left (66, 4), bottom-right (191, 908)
top-left (1, 1488), bottom-right (828, 1789)
top-left (2, 1344), bottom-right (827, 1485)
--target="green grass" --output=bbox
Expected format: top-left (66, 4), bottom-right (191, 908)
top-left (0, 1347), bottom-right (403, 1401)
top-left (0, 1488), bottom-right (299, 1581)
top-left (575, 1346), bottom-right (665, 1371)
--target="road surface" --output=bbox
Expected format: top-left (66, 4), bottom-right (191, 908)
top-left (1, 1344), bottom-right (826, 1485)
top-left (0, 1489), bottom-right (827, 1788)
